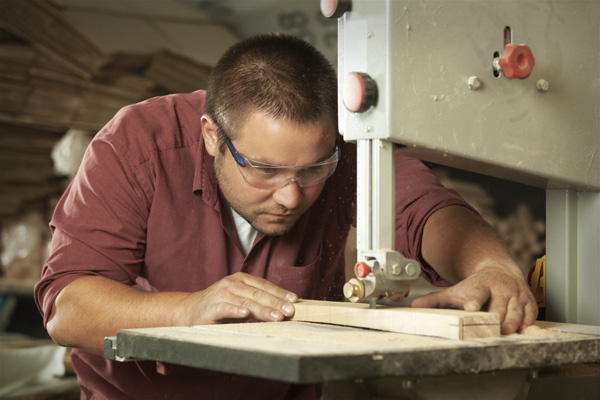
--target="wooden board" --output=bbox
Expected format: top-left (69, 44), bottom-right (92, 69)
top-left (290, 300), bottom-right (501, 340)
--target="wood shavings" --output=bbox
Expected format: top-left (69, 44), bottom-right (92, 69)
top-left (517, 325), bottom-right (576, 338)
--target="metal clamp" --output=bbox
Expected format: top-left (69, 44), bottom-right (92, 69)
top-left (344, 249), bottom-right (420, 303)
top-left (104, 336), bottom-right (139, 362)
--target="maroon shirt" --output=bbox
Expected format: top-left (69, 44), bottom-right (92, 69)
top-left (35, 91), bottom-right (470, 399)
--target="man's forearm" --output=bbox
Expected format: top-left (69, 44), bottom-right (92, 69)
top-left (421, 205), bottom-right (523, 282)
top-left (47, 276), bottom-right (190, 355)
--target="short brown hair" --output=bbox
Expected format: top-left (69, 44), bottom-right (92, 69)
top-left (204, 33), bottom-right (337, 151)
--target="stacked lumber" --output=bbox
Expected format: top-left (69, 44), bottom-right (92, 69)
top-left (0, 0), bottom-right (106, 79)
top-left (144, 50), bottom-right (212, 95)
top-left (0, 0), bottom-right (212, 217)
top-left (0, 0), bottom-right (214, 281)
top-left (0, 0), bottom-right (213, 129)
top-left (0, 39), bottom-right (159, 130)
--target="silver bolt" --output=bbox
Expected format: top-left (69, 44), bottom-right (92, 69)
top-left (366, 126), bottom-right (373, 132)
top-left (467, 76), bottom-right (481, 90)
top-left (367, 31), bottom-right (374, 38)
top-left (537, 79), bottom-right (550, 92)
top-left (391, 264), bottom-right (402, 275)
top-left (492, 58), bottom-right (502, 77)
top-left (404, 263), bottom-right (417, 277)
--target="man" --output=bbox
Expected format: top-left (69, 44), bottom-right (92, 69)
top-left (35, 33), bottom-right (536, 399)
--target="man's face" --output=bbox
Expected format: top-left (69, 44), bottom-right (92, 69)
top-left (202, 111), bottom-right (337, 236)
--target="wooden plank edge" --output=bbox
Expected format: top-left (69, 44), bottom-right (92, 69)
top-left (291, 299), bottom-right (500, 340)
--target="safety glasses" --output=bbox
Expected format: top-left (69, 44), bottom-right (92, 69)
top-left (214, 119), bottom-right (340, 190)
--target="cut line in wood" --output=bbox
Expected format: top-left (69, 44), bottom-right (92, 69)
top-left (289, 299), bottom-right (500, 340)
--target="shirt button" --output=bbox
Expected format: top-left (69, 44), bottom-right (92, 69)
top-left (230, 374), bottom-right (238, 382)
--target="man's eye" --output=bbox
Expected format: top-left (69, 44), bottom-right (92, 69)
top-left (301, 166), bottom-right (325, 176)
top-left (256, 167), bottom-right (277, 175)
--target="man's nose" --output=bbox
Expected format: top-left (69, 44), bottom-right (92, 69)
top-left (272, 179), bottom-right (302, 210)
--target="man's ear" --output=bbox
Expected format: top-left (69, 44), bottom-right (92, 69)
top-left (201, 115), bottom-right (219, 157)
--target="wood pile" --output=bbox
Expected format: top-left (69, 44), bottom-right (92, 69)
top-left (0, 0), bottom-right (212, 218)
top-left (0, 0), bottom-right (212, 277)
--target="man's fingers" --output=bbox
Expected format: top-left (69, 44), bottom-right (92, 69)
top-left (186, 273), bottom-right (299, 325)
top-left (497, 297), bottom-right (523, 334)
top-left (411, 290), bottom-right (443, 309)
top-left (206, 302), bottom-right (250, 324)
top-left (241, 273), bottom-right (296, 298)
top-left (237, 297), bottom-right (288, 321)
top-left (461, 284), bottom-right (491, 313)
top-left (223, 273), bottom-right (297, 321)
top-left (412, 289), bottom-right (463, 309)
top-left (204, 292), bottom-right (291, 323)
top-left (234, 284), bottom-right (296, 318)
top-left (239, 273), bottom-right (297, 303)
top-left (519, 302), bottom-right (538, 332)
top-left (412, 285), bottom-right (492, 314)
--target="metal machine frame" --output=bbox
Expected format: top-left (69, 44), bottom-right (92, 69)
top-left (334, 0), bottom-right (599, 325)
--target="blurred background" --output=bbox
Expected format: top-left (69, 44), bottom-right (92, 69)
top-left (0, 1), bottom-right (544, 398)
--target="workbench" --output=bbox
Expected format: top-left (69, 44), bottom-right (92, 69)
top-left (105, 319), bottom-right (600, 399)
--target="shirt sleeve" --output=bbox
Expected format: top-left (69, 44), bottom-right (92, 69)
top-left (34, 137), bottom-right (150, 326)
top-left (394, 151), bottom-right (476, 286)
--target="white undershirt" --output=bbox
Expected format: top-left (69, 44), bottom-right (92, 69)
top-left (231, 208), bottom-right (258, 256)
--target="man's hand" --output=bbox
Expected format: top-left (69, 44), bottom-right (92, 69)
top-left (176, 272), bottom-right (298, 326)
top-left (47, 273), bottom-right (297, 355)
top-left (411, 265), bottom-right (537, 334)
top-left (419, 205), bottom-right (539, 335)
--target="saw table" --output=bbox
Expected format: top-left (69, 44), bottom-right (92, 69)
top-left (105, 317), bottom-right (599, 399)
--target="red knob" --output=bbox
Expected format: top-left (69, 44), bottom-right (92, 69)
top-left (354, 262), bottom-right (371, 278)
top-left (343, 72), bottom-right (377, 113)
top-left (498, 43), bottom-right (535, 79)
top-left (320, 0), bottom-right (350, 18)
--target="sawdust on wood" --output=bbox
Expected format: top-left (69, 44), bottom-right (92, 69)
top-left (518, 325), bottom-right (576, 338)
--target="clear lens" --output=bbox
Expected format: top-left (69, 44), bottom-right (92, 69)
top-left (237, 147), bottom-right (339, 189)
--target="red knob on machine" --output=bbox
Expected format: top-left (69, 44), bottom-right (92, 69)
top-left (354, 262), bottom-right (371, 278)
top-left (320, 0), bottom-right (351, 18)
top-left (343, 72), bottom-right (378, 113)
top-left (498, 43), bottom-right (535, 79)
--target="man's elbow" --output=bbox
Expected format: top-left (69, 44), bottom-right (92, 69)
top-left (46, 303), bottom-right (72, 348)
top-left (45, 285), bottom-right (84, 349)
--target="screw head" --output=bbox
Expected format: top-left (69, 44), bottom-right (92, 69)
top-left (536, 79), bottom-right (550, 92)
top-left (404, 263), bottom-right (418, 277)
top-left (467, 76), bottom-right (481, 90)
